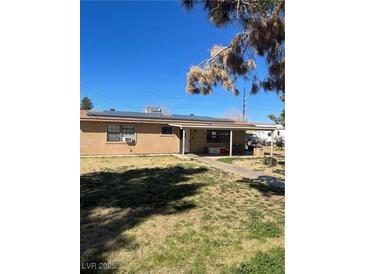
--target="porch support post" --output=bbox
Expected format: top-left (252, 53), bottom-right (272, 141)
top-left (270, 130), bottom-right (274, 157)
top-left (230, 130), bottom-right (233, 156)
top-left (182, 127), bottom-right (185, 157)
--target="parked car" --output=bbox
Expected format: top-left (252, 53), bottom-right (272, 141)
top-left (244, 134), bottom-right (262, 149)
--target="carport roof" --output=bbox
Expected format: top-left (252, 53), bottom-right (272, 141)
top-left (168, 123), bottom-right (277, 131)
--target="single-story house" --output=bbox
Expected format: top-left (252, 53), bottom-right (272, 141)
top-left (80, 109), bottom-right (277, 156)
top-left (247, 124), bottom-right (285, 144)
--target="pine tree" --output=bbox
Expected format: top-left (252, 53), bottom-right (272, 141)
top-left (182, 0), bottom-right (284, 97)
top-left (268, 109), bottom-right (285, 126)
top-left (80, 96), bottom-right (93, 110)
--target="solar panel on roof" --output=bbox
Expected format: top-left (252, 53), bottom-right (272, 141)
top-left (87, 110), bottom-right (234, 122)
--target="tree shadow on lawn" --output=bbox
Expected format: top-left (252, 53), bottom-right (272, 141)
top-left (236, 176), bottom-right (285, 197)
top-left (80, 165), bottom-right (208, 273)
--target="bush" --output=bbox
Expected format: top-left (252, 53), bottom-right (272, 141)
top-left (274, 136), bottom-right (285, 148)
top-left (235, 247), bottom-right (285, 274)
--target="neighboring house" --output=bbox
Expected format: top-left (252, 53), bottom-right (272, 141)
top-left (80, 109), bottom-right (276, 156)
top-left (248, 125), bottom-right (285, 144)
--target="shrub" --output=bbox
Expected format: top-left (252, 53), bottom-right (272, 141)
top-left (274, 136), bottom-right (285, 148)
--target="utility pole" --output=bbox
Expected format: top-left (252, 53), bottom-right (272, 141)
top-left (242, 88), bottom-right (247, 122)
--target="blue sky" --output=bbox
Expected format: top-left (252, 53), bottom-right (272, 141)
top-left (81, 0), bottom-right (284, 122)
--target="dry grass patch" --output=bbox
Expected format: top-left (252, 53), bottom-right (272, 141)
top-left (80, 156), bottom-right (284, 273)
top-left (80, 155), bottom-right (184, 175)
top-left (218, 147), bottom-right (285, 180)
top-left (262, 146), bottom-right (285, 158)
top-left (231, 158), bottom-right (285, 179)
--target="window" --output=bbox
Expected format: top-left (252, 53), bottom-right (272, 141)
top-left (207, 130), bottom-right (230, 143)
top-left (268, 132), bottom-right (272, 137)
top-left (277, 131), bottom-right (280, 136)
top-left (107, 125), bottom-right (135, 142)
top-left (122, 126), bottom-right (135, 139)
top-left (107, 125), bottom-right (122, 142)
top-left (161, 126), bottom-right (173, 135)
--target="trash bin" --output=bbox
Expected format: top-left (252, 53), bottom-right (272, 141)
top-left (220, 148), bottom-right (229, 155)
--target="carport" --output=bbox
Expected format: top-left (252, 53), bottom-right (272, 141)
top-left (168, 122), bottom-right (277, 157)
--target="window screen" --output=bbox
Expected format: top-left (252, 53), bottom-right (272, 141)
top-left (107, 125), bottom-right (121, 142)
top-left (207, 130), bottom-right (230, 143)
top-left (107, 125), bottom-right (120, 133)
top-left (161, 126), bottom-right (173, 135)
top-left (122, 126), bottom-right (135, 138)
top-left (107, 125), bottom-right (135, 142)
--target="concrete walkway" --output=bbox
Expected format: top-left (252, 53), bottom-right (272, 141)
top-left (184, 154), bottom-right (285, 189)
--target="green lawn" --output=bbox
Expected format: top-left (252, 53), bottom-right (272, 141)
top-left (217, 155), bottom-right (285, 180)
top-left (81, 156), bottom-right (284, 273)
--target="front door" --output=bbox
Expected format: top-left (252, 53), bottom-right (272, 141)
top-left (184, 129), bottom-right (190, 153)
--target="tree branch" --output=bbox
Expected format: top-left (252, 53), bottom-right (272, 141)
top-left (198, 46), bottom-right (231, 67)
top-left (272, 0), bottom-right (285, 16)
top-left (198, 33), bottom-right (249, 67)
top-left (237, 0), bottom-right (240, 18)
top-left (209, 1), bottom-right (222, 19)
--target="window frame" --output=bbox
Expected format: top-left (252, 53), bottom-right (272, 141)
top-left (161, 126), bottom-right (174, 136)
top-left (106, 124), bottom-right (136, 143)
top-left (207, 130), bottom-right (230, 143)
top-left (122, 125), bottom-right (136, 140)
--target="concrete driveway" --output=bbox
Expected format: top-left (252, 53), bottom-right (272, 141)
top-left (183, 154), bottom-right (285, 189)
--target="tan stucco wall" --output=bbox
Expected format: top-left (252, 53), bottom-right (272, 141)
top-left (190, 129), bottom-right (246, 153)
top-left (80, 121), bottom-right (181, 155)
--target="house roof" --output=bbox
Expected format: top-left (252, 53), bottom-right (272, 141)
top-left (80, 110), bottom-right (277, 131)
top-left (85, 110), bottom-right (234, 122)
